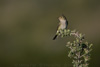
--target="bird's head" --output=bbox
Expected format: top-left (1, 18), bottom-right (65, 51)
top-left (58, 15), bottom-right (67, 22)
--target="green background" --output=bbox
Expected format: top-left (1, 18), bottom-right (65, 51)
top-left (0, 0), bottom-right (100, 67)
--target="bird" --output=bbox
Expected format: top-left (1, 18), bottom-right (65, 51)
top-left (53, 15), bottom-right (68, 40)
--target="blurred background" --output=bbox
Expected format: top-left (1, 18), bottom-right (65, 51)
top-left (0, 0), bottom-right (100, 67)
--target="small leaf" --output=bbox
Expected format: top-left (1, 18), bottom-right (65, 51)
top-left (79, 33), bottom-right (82, 37)
top-left (83, 56), bottom-right (90, 62)
top-left (85, 42), bottom-right (89, 46)
top-left (61, 34), bottom-right (64, 38)
top-left (67, 29), bottom-right (70, 32)
top-left (76, 38), bottom-right (79, 43)
top-left (89, 44), bottom-right (93, 48)
top-left (64, 29), bottom-right (67, 35)
top-left (79, 64), bottom-right (82, 67)
top-left (60, 30), bottom-right (63, 34)
top-left (71, 29), bottom-right (76, 33)
top-left (84, 49), bottom-right (89, 54)
top-left (72, 47), bottom-right (77, 52)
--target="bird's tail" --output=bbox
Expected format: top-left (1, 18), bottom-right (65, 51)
top-left (53, 35), bottom-right (58, 40)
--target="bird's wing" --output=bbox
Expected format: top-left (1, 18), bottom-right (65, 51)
top-left (66, 21), bottom-right (68, 29)
top-left (55, 22), bottom-right (61, 34)
top-left (56, 22), bottom-right (61, 31)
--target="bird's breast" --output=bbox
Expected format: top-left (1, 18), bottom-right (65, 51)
top-left (60, 23), bottom-right (66, 29)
